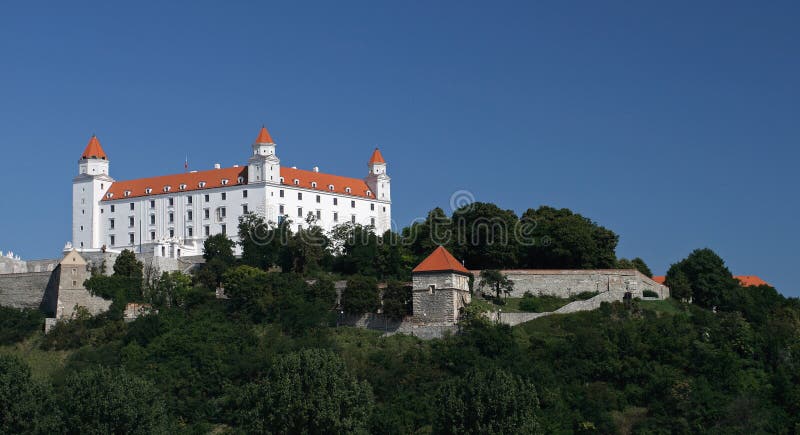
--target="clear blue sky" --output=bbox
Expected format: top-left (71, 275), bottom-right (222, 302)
top-left (1, 1), bottom-right (797, 295)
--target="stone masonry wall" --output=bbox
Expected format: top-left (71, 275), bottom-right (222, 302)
top-left (0, 272), bottom-right (54, 311)
top-left (473, 269), bottom-right (669, 299)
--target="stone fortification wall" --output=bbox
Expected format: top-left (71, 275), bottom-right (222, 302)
top-left (0, 272), bottom-right (55, 311)
top-left (0, 257), bottom-right (60, 275)
top-left (473, 269), bottom-right (669, 299)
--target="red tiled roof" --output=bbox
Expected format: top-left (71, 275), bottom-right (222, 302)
top-left (369, 148), bottom-right (385, 164)
top-left (413, 246), bottom-right (470, 274)
top-left (255, 126), bottom-right (274, 144)
top-left (102, 166), bottom-right (247, 201)
top-left (651, 275), bottom-right (770, 287)
top-left (280, 166), bottom-right (374, 198)
top-left (103, 165), bottom-right (376, 201)
top-left (81, 135), bottom-right (108, 160)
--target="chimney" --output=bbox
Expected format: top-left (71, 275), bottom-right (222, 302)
top-left (214, 163), bottom-right (221, 169)
top-left (233, 164), bottom-right (239, 168)
top-left (313, 166), bottom-right (319, 173)
top-left (291, 166), bottom-right (297, 169)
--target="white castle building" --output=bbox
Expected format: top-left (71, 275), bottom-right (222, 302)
top-left (71, 126), bottom-right (391, 258)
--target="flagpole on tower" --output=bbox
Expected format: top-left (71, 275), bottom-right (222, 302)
top-left (184, 155), bottom-right (189, 172)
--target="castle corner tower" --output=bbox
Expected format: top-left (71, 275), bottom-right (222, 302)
top-left (73, 135), bottom-right (113, 250)
top-left (411, 246), bottom-right (472, 325)
top-left (248, 125), bottom-right (280, 184)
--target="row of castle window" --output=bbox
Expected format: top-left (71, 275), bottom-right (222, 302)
top-left (104, 190), bottom-right (250, 214)
top-left (108, 223), bottom-right (228, 247)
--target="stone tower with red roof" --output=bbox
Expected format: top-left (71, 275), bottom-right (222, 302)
top-left (411, 246), bottom-right (472, 325)
top-left (73, 135), bottom-right (114, 250)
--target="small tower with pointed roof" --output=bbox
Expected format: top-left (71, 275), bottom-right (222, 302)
top-left (248, 125), bottom-right (280, 184)
top-left (365, 148), bottom-right (390, 202)
top-left (73, 135), bottom-right (114, 251)
top-left (411, 246), bottom-right (472, 325)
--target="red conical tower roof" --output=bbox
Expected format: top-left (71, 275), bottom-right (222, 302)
top-left (254, 125), bottom-right (275, 144)
top-left (369, 147), bottom-right (385, 164)
top-left (412, 246), bottom-right (470, 274)
top-left (81, 135), bottom-right (108, 160)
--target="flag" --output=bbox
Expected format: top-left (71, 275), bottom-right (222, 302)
top-left (184, 155), bottom-right (188, 171)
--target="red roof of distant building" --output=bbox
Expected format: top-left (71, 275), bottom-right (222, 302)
top-left (369, 148), bottom-right (385, 164)
top-left (81, 135), bottom-right (108, 160)
top-left (103, 165), bottom-right (376, 201)
top-left (413, 246), bottom-right (470, 274)
top-left (254, 126), bottom-right (274, 144)
top-left (651, 275), bottom-right (770, 287)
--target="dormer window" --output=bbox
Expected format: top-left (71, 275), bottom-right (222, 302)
top-left (237, 176), bottom-right (244, 183)
top-left (366, 191), bottom-right (372, 197)
top-left (179, 184), bottom-right (187, 190)
top-left (328, 184), bottom-right (334, 191)
top-left (293, 179), bottom-right (299, 185)
top-left (221, 179), bottom-right (229, 185)
top-left (199, 181), bottom-right (207, 188)
top-left (311, 182), bottom-right (317, 188)
top-left (124, 190), bottom-right (131, 197)
top-left (145, 188), bottom-right (153, 195)
top-left (345, 187), bottom-right (352, 194)
top-left (163, 186), bottom-right (171, 192)
top-left (107, 193), bottom-right (114, 199)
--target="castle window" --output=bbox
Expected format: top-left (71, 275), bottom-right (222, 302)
top-left (204, 194), bottom-right (210, 202)
top-left (168, 198), bottom-right (174, 207)
top-left (150, 231), bottom-right (156, 241)
top-left (109, 219), bottom-right (115, 229)
top-left (204, 208), bottom-right (210, 219)
top-left (383, 206), bottom-right (386, 212)
top-left (243, 190), bottom-right (248, 198)
top-left (163, 186), bottom-right (171, 192)
top-left (187, 210), bottom-right (193, 221)
top-left (199, 181), bottom-right (207, 188)
top-left (366, 191), bottom-right (372, 197)
top-left (217, 207), bottom-right (227, 220)
top-left (429, 284), bottom-right (435, 294)
top-left (221, 224), bottom-right (227, 235)
top-left (311, 182), bottom-right (317, 188)
top-left (221, 179), bottom-right (229, 185)
top-left (316, 210), bottom-right (321, 220)
top-left (351, 200), bottom-right (356, 208)
top-left (145, 188), bottom-right (153, 194)
top-left (124, 191), bottom-right (131, 197)
top-left (150, 200), bottom-right (155, 208)
top-left (204, 226), bottom-right (210, 236)
top-left (129, 217), bottom-right (135, 227)
top-left (351, 215), bottom-right (356, 223)
top-left (179, 184), bottom-right (187, 190)
top-left (298, 207), bottom-right (303, 217)
top-left (221, 192), bottom-right (227, 201)
top-left (279, 177), bottom-right (284, 183)
top-left (150, 214), bottom-right (156, 225)
top-left (110, 235), bottom-right (115, 246)
top-left (107, 193), bottom-right (114, 199)
top-left (371, 217), bottom-right (375, 226)
top-left (129, 233), bottom-right (135, 244)
top-left (279, 190), bottom-right (284, 198)
top-left (333, 212), bottom-right (338, 222)
top-left (298, 192), bottom-right (302, 200)
top-left (333, 198), bottom-right (338, 206)
top-left (316, 195), bottom-right (320, 203)
top-left (328, 184), bottom-right (334, 191)
top-left (187, 196), bottom-right (192, 204)
top-left (279, 204), bottom-right (284, 214)
top-left (73, 280), bottom-right (77, 287)
top-left (293, 179), bottom-right (299, 185)
top-left (129, 203), bottom-right (134, 210)
top-left (238, 176), bottom-right (244, 183)
top-left (169, 212), bottom-right (174, 223)
top-left (110, 205), bottom-right (115, 212)
top-left (242, 204), bottom-right (249, 214)
top-left (370, 203), bottom-right (375, 211)
top-left (169, 229), bottom-right (175, 238)
top-left (345, 187), bottom-right (351, 194)
top-left (187, 227), bottom-right (193, 237)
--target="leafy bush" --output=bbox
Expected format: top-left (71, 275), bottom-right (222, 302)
top-left (0, 307), bottom-right (43, 345)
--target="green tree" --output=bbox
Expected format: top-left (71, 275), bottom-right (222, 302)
top-left (229, 349), bottom-right (373, 434)
top-left (343, 275), bottom-right (380, 314)
top-left (332, 223), bottom-right (380, 277)
top-left (402, 207), bottom-right (453, 266)
top-left (59, 367), bottom-right (169, 434)
top-left (113, 249), bottom-right (144, 280)
top-left (222, 265), bottom-right (272, 314)
top-left (0, 355), bottom-right (62, 434)
top-left (434, 367), bottom-right (539, 434)
top-left (518, 206), bottom-right (618, 269)
top-left (665, 268), bottom-right (692, 301)
top-left (617, 257), bottom-right (653, 277)
top-left (147, 271), bottom-right (193, 309)
top-left (382, 280), bottom-right (412, 319)
top-left (238, 213), bottom-right (284, 270)
top-left (479, 269), bottom-right (514, 300)
top-left (666, 248), bottom-right (739, 309)
top-left (203, 233), bottom-right (236, 265)
top-left (451, 202), bottom-right (519, 269)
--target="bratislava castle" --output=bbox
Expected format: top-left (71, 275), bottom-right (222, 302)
top-left (71, 126), bottom-right (391, 258)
